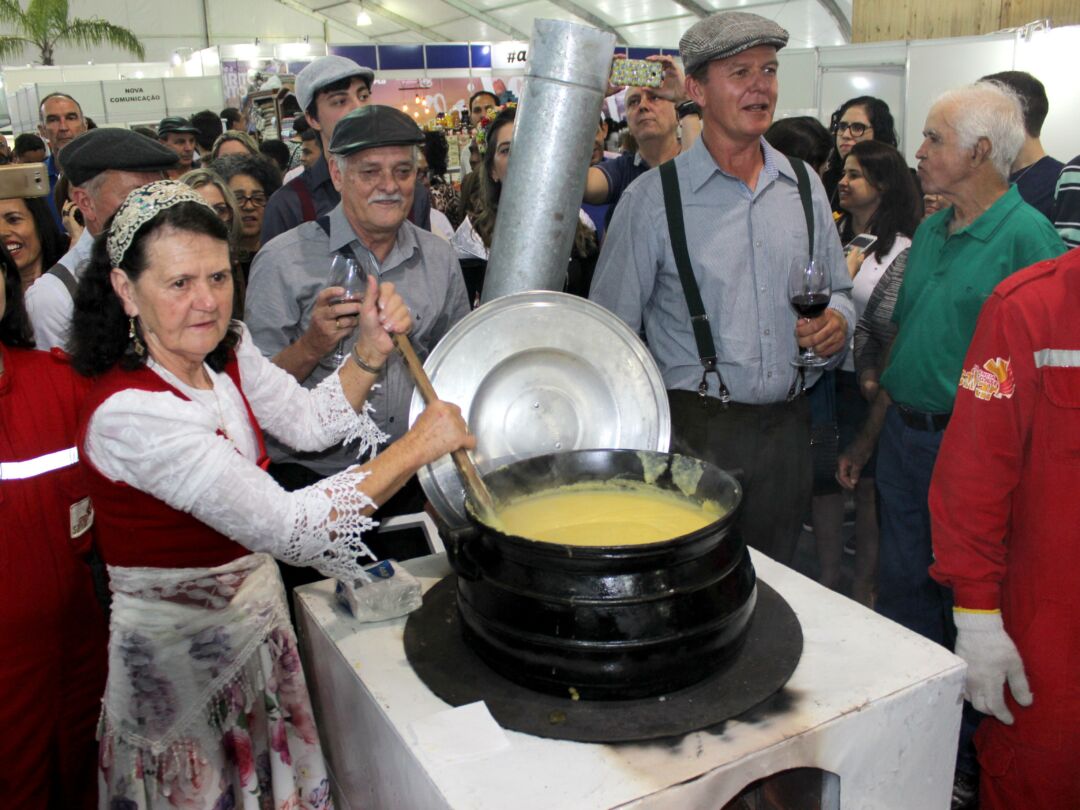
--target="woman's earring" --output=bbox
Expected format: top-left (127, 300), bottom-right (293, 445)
top-left (128, 317), bottom-right (145, 356)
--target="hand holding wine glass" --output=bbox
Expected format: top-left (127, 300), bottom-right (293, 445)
top-left (789, 258), bottom-right (832, 368)
top-left (327, 251), bottom-right (369, 365)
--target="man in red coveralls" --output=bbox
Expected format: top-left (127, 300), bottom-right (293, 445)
top-left (929, 247), bottom-right (1080, 810)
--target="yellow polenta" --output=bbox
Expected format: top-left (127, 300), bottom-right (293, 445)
top-left (493, 482), bottom-right (722, 546)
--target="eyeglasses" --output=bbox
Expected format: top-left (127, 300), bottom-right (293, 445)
top-left (836, 122), bottom-right (871, 137)
top-left (211, 203), bottom-right (232, 218)
top-left (234, 193), bottom-right (267, 208)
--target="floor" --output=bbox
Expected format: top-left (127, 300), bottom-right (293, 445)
top-left (790, 506), bottom-right (858, 601)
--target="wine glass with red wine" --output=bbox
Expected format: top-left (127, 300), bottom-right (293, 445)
top-left (788, 258), bottom-right (831, 368)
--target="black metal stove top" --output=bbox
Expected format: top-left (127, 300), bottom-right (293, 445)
top-left (404, 574), bottom-right (802, 743)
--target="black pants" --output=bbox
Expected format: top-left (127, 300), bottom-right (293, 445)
top-left (667, 390), bottom-right (811, 566)
top-left (268, 462), bottom-right (433, 597)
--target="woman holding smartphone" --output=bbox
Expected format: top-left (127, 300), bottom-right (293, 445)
top-left (811, 139), bottom-right (921, 605)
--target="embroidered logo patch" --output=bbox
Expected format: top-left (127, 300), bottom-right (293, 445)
top-left (959, 357), bottom-right (1015, 401)
top-left (70, 496), bottom-right (94, 538)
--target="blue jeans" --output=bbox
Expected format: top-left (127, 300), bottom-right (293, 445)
top-left (874, 406), bottom-right (955, 647)
top-left (877, 405), bottom-right (980, 776)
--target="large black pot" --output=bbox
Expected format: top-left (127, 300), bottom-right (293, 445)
top-left (443, 449), bottom-right (756, 700)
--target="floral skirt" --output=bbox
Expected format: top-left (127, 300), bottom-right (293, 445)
top-left (99, 554), bottom-right (333, 810)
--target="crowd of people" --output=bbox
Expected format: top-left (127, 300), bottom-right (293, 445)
top-left (2, 8), bottom-right (1078, 810)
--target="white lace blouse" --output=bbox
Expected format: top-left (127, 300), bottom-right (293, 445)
top-left (84, 322), bottom-right (390, 580)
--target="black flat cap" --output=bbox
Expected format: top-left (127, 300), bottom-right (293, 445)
top-left (329, 105), bottom-right (425, 157)
top-left (59, 128), bottom-right (180, 187)
top-left (157, 116), bottom-right (200, 137)
top-left (680, 11), bottom-right (789, 75)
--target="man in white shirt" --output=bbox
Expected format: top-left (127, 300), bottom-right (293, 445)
top-left (25, 129), bottom-right (179, 350)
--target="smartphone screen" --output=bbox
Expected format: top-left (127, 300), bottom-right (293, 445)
top-left (610, 58), bottom-right (663, 89)
top-left (844, 233), bottom-right (877, 255)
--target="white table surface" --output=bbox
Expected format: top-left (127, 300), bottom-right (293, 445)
top-left (295, 550), bottom-right (965, 810)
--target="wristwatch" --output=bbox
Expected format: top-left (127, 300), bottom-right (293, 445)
top-left (676, 100), bottom-right (701, 120)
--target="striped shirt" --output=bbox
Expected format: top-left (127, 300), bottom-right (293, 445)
top-left (1053, 154), bottom-right (1080, 248)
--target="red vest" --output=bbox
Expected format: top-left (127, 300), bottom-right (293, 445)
top-left (77, 355), bottom-right (268, 569)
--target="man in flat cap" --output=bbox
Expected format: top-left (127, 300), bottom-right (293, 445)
top-left (261, 54), bottom-right (430, 244)
top-left (25, 128), bottom-right (179, 349)
top-left (157, 116), bottom-right (200, 176)
top-left (246, 105), bottom-right (468, 549)
top-left (590, 11), bottom-right (854, 566)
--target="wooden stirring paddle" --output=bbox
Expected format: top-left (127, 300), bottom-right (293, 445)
top-left (392, 333), bottom-right (499, 524)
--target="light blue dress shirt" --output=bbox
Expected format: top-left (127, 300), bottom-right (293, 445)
top-left (590, 136), bottom-right (854, 404)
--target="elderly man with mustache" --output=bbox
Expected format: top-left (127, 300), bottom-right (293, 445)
top-left (246, 106), bottom-right (469, 562)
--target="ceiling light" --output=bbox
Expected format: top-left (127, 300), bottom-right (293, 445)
top-left (356, 4), bottom-right (372, 26)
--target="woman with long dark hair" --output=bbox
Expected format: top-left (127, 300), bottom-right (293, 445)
top-left (821, 96), bottom-right (899, 208)
top-left (423, 129), bottom-right (462, 229)
top-left (0, 194), bottom-right (67, 292)
top-left (813, 140), bottom-right (921, 606)
top-left (69, 180), bottom-right (473, 808)
top-left (454, 105), bottom-right (598, 298)
top-left (0, 243), bottom-right (107, 809)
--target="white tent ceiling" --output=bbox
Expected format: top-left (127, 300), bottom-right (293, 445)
top-left (0, 0), bottom-right (852, 67)
top-left (277, 0), bottom-right (851, 50)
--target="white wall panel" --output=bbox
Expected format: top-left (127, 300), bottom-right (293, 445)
top-left (1014, 25), bottom-right (1080, 165)
top-left (775, 47), bottom-right (817, 117)
top-left (904, 34), bottom-right (1016, 164)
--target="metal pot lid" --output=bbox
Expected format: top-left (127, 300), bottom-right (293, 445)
top-left (409, 291), bottom-right (670, 527)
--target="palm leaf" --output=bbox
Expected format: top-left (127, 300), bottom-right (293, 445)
top-left (0, 0), bottom-right (29, 29)
top-left (0, 33), bottom-right (35, 61)
top-left (58, 17), bottom-right (145, 60)
top-left (27, 0), bottom-right (66, 37)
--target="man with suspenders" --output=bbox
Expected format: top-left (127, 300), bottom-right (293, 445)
top-left (590, 11), bottom-right (854, 566)
top-left (25, 129), bottom-right (179, 350)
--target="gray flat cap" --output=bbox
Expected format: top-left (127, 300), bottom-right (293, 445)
top-left (59, 128), bottom-right (179, 186)
top-left (680, 11), bottom-right (789, 75)
top-left (329, 105), bottom-right (424, 157)
top-left (296, 55), bottom-right (375, 113)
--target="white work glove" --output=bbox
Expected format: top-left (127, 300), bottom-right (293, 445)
top-left (953, 610), bottom-right (1033, 725)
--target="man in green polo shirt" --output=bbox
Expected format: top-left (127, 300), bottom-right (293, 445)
top-left (875, 82), bottom-right (1064, 646)
top-left (842, 81), bottom-right (1063, 806)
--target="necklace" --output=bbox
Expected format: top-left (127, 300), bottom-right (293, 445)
top-left (203, 368), bottom-right (235, 445)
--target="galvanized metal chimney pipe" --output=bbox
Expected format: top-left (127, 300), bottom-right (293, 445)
top-left (480, 19), bottom-right (616, 303)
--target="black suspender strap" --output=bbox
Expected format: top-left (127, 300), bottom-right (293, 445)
top-left (660, 157), bottom-right (819, 405)
top-left (789, 157), bottom-right (815, 258)
top-left (659, 159), bottom-right (731, 404)
top-left (47, 262), bottom-right (78, 300)
top-left (788, 157), bottom-right (817, 401)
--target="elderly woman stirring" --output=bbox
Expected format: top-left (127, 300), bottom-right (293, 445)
top-left (70, 180), bottom-right (473, 809)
